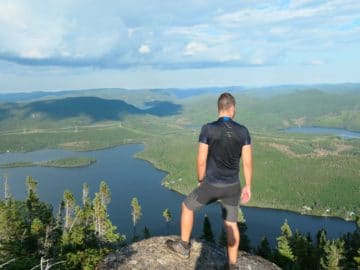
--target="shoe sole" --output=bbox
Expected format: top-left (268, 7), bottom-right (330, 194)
top-left (165, 241), bottom-right (190, 259)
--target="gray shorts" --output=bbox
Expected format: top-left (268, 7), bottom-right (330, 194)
top-left (183, 181), bottom-right (241, 223)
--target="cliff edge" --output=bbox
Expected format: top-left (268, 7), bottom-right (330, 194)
top-left (96, 236), bottom-right (280, 270)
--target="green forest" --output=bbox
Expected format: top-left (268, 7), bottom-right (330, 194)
top-left (0, 87), bottom-right (359, 221)
top-left (0, 85), bottom-right (360, 268)
top-left (0, 178), bottom-right (122, 269)
top-left (1, 179), bottom-right (359, 269)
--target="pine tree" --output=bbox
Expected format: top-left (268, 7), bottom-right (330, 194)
top-left (143, 226), bottom-right (151, 239)
top-left (356, 216), bottom-right (360, 229)
top-left (63, 190), bottom-right (75, 230)
top-left (63, 182), bottom-right (121, 269)
top-left (162, 208), bottom-right (172, 234)
top-left (1, 179), bottom-right (123, 270)
top-left (317, 229), bottom-right (328, 249)
top-left (0, 198), bottom-right (25, 262)
top-left (25, 177), bottom-right (52, 225)
top-left (238, 208), bottom-right (250, 252)
top-left (200, 215), bottom-right (215, 243)
top-left (26, 176), bottom-right (39, 223)
top-left (162, 208), bottom-right (172, 223)
top-left (99, 181), bottom-right (110, 207)
top-left (131, 197), bottom-right (142, 240)
top-left (276, 235), bottom-right (295, 268)
top-left (350, 226), bottom-right (360, 264)
top-left (354, 248), bottom-right (360, 267)
top-left (315, 228), bottom-right (328, 268)
top-left (320, 239), bottom-right (345, 270)
top-left (281, 219), bottom-right (293, 239)
top-left (257, 236), bottom-right (272, 260)
top-left (3, 173), bottom-right (10, 205)
top-left (82, 183), bottom-right (90, 207)
top-left (238, 207), bottom-right (246, 223)
top-left (275, 220), bottom-right (295, 269)
top-left (340, 231), bottom-right (358, 269)
top-left (291, 230), bottom-right (314, 269)
top-left (93, 182), bottom-right (120, 244)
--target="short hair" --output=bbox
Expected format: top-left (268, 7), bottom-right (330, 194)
top-left (217, 92), bottom-right (235, 111)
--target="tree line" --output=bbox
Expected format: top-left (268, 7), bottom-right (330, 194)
top-left (1, 176), bottom-right (359, 269)
top-left (0, 176), bottom-right (122, 269)
top-left (199, 209), bottom-right (360, 270)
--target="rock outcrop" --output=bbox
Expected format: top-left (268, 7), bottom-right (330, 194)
top-left (96, 236), bottom-right (280, 270)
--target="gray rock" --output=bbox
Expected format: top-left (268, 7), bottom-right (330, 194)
top-left (96, 236), bottom-right (280, 270)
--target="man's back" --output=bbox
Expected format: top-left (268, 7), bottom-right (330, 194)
top-left (199, 116), bottom-right (251, 185)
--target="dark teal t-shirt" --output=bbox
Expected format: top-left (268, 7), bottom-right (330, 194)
top-left (199, 117), bottom-right (251, 185)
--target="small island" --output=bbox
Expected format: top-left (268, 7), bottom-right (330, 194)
top-left (0, 157), bottom-right (96, 169)
top-left (0, 161), bottom-right (36, 168)
top-left (40, 157), bottom-right (97, 168)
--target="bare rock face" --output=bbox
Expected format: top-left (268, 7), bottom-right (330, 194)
top-left (96, 236), bottom-right (280, 270)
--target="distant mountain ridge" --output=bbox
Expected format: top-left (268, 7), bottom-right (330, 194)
top-left (0, 96), bottom-right (182, 122)
top-left (24, 96), bottom-right (142, 121)
top-left (1, 83), bottom-right (359, 102)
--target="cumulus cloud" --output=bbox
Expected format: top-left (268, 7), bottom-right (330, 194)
top-left (0, 0), bottom-right (359, 71)
top-left (184, 42), bottom-right (208, 56)
top-left (309, 59), bottom-right (325, 65)
top-left (138, 44), bottom-right (151, 54)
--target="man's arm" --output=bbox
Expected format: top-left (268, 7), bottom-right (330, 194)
top-left (197, 142), bottom-right (208, 183)
top-left (240, 144), bottom-right (252, 203)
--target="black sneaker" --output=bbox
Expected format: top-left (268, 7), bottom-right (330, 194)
top-left (224, 262), bottom-right (239, 270)
top-left (165, 239), bottom-right (190, 259)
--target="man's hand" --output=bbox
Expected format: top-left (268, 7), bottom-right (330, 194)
top-left (241, 144), bottom-right (252, 204)
top-left (240, 185), bottom-right (251, 204)
top-left (197, 143), bottom-right (208, 183)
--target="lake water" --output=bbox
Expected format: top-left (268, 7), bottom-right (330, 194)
top-left (0, 144), bottom-right (356, 247)
top-left (286, 127), bottom-right (360, 139)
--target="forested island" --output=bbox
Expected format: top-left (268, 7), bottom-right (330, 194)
top-left (0, 157), bottom-right (96, 169)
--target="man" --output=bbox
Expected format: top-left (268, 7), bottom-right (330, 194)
top-left (166, 92), bottom-right (253, 270)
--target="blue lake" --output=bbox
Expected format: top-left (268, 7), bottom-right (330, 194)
top-left (0, 144), bottom-right (356, 247)
top-left (286, 127), bottom-right (360, 139)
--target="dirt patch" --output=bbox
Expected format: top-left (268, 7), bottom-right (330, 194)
top-left (292, 117), bottom-right (306, 127)
top-left (60, 141), bottom-right (90, 148)
top-left (334, 143), bottom-right (353, 153)
top-left (268, 143), bottom-right (298, 157)
top-left (313, 148), bottom-right (331, 156)
top-left (266, 141), bottom-right (353, 158)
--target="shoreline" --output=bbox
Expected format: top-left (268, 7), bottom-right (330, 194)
top-left (0, 142), bottom-right (357, 223)
top-left (162, 184), bottom-right (357, 224)
top-left (132, 143), bottom-right (358, 223)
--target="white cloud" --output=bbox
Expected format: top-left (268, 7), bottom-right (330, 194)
top-left (138, 44), bottom-right (151, 54)
top-left (310, 59), bottom-right (325, 65)
top-left (215, 0), bottom-right (360, 28)
top-left (184, 42), bottom-right (208, 56)
top-left (0, 0), bottom-right (359, 77)
top-left (128, 27), bottom-right (139, 38)
top-left (269, 27), bottom-right (291, 35)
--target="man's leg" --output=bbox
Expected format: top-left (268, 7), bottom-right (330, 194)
top-left (181, 202), bottom-right (194, 243)
top-left (166, 182), bottom-right (212, 258)
top-left (224, 220), bottom-right (240, 265)
top-left (166, 204), bottom-right (192, 259)
top-left (219, 182), bottom-right (241, 266)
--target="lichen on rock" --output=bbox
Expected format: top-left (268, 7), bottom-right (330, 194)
top-left (96, 236), bottom-right (280, 270)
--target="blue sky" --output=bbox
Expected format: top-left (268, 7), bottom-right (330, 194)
top-left (0, 0), bottom-right (359, 92)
